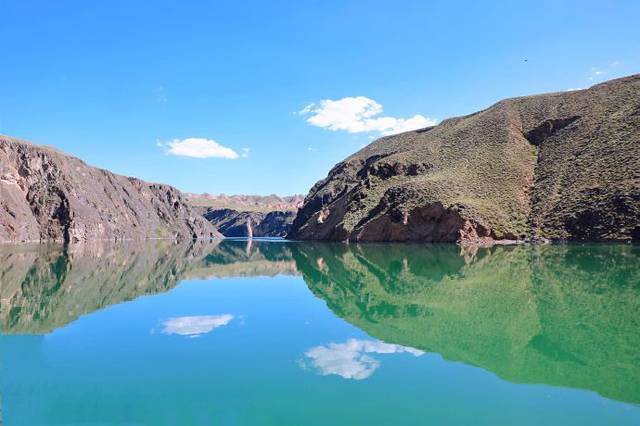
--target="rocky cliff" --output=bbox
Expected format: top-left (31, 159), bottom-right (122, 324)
top-left (202, 208), bottom-right (295, 237)
top-left (288, 74), bottom-right (640, 244)
top-left (0, 135), bottom-right (220, 243)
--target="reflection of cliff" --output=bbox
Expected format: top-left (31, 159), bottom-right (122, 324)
top-left (187, 240), bottom-right (298, 279)
top-left (292, 243), bottom-right (640, 404)
top-left (0, 240), bottom-right (297, 334)
top-left (3, 239), bottom-right (639, 404)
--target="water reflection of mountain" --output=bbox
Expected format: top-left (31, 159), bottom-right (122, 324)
top-left (291, 243), bottom-right (640, 404)
top-left (0, 240), bottom-right (297, 334)
top-left (2, 239), bottom-right (639, 404)
top-left (187, 239), bottom-right (298, 279)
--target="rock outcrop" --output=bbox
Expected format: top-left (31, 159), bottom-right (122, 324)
top-left (288, 74), bottom-right (640, 243)
top-left (202, 208), bottom-right (295, 237)
top-left (0, 135), bottom-right (220, 243)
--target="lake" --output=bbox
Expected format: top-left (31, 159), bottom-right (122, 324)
top-left (1, 240), bottom-right (639, 425)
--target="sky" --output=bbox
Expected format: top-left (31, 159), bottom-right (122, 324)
top-left (1, 0), bottom-right (638, 196)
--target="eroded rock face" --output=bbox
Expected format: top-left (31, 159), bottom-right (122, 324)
top-left (289, 74), bottom-right (640, 243)
top-left (255, 211), bottom-right (296, 237)
top-left (0, 136), bottom-right (220, 243)
top-left (203, 208), bottom-right (295, 237)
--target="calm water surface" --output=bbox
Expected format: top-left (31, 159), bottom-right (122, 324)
top-left (0, 240), bottom-right (639, 425)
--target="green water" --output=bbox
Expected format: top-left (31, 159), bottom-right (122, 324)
top-left (0, 240), bottom-right (639, 425)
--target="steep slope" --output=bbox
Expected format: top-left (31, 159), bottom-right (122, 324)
top-left (202, 208), bottom-right (295, 237)
top-left (0, 135), bottom-right (220, 243)
top-left (289, 75), bottom-right (640, 243)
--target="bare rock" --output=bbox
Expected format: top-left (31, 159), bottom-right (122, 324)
top-left (203, 208), bottom-right (295, 237)
top-left (0, 135), bottom-right (220, 243)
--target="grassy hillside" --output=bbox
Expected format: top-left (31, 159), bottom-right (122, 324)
top-left (289, 75), bottom-right (640, 243)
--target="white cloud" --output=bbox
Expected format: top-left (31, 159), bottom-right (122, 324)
top-left (161, 314), bottom-right (234, 338)
top-left (565, 88), bottom-right (582, 92)
top-left (299, 96), bottom-right (437, 136)
top-left (241, 147), bottom-right (250, 158)
top-left (301, 338), bottom-right (424, 380)
top-left (160, 138), bottom-right (239, 159)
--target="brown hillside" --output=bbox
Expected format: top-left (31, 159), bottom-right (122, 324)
top-left (289, 74), bottom-right (640, 243)
top-left (0, 135), bottom-right (220, 243)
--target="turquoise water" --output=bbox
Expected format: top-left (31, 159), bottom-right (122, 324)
top-left (1, 240), bottom-right (639, 425)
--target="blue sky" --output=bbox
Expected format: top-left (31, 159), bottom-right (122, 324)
top-left (1, 0), bottom-right (638, 195)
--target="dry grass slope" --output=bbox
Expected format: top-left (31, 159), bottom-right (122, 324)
top-left (289, 74), bottom-right (640, 243)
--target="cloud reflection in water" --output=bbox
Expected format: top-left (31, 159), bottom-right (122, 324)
top-left (161, 314), bottom-right (234, 338)
top-left (302, 338), bottom-right (424, 380)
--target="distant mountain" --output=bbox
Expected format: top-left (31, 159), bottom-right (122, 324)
top-left (203, 208), bottom-right (295, 238)
top-left (187, 193), bottom-right (304, 212)
top-left (188, 193), bottom-right (303, 237)
top-left (289, 74), bottom-right (640, 244)
top-left (0, 135), bottom-right (220, 243)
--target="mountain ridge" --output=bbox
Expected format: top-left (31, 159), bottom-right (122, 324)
top-left (187, 193), bottom-right (303, 212)
top-left (288, 74), bottom-right (640, 244)
top-left (0, 135), bottom-right (220, 243)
